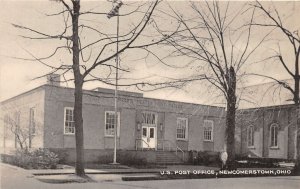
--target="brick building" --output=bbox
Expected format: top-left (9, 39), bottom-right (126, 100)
top-left (0, 75), bottom-right (226, 163)
top-left (235, 79), bottom-right (299, 159)
top-left (236, 104), bottom-right (298, 159)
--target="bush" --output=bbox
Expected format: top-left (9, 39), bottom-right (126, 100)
top-left (97, 154), bottom-right (113, 164)
top-left (96, 151), bottom-right (147, 166)
top-left (190, 151), bottom-right (221, 166)
top-left (189, 150), bottom-right (198, 164)
top-left (117, 152), bottom-right (147, 166)
top-left (10, 148), bottom-right (59, 169)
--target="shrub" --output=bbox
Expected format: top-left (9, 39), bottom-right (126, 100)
top-left (10, 148), bottom-right (59, 169)
top-left (117, 152), bottom-right (147, 166)
top-left (196, 151), bottom-right (221, 166)
top-left (189, 150), bottom-right (198, 164)
top-left (97, 154), bottom-right (113, 164)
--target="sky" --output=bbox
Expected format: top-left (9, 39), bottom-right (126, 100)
top-left (0, 0), bottom-right (299, 107)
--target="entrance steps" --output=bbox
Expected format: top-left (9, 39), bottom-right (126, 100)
top-left (155, 151), bottom-right (184, 165)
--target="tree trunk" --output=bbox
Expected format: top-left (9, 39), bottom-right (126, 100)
top-left (74, 81), bottom-right (85, 176)
top-left (295, 105), bottom-right (300, 175)
top-left (72, 1), bottom-right (85, 177)
top-left (294, 76), bottom-right (300, 175)
top-left (225, 66), bottom-right (237, 169)
top-left (294, 48), bottom-right (300, 175)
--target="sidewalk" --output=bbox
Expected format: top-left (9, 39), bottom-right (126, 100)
top-left (28, 164), bottom-right (220, 183)
top-left (2, 161), bottom-right (300, 189)
top-left (2, 162), bottom-right (300, 186)
top-left (29, 164), bottom-right (219, 175)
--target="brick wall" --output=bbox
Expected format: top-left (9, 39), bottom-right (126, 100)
top-left (0, 87), bottom-right (45, 151)
top-left (236, 105), bottom-right (297, 159)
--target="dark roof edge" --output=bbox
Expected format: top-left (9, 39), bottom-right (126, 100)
top-left (238, 103), bottom-right (298, 111)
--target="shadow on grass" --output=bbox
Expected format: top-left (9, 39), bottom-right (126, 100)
top-left (36, 174), bottom-right (96, 184)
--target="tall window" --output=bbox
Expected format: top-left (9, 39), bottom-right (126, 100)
top-left (14, 111), bottom-right (20, 148)
top-left (3, 115), bottom-right (8, 148)
top-left (203, 120), bottom-right (213, 141)
top-left (270, 123), bottom-right (278, 147)
top-left (29, 108), bottom-right (36, 135)
top-left (247, 126), bottom-right (254, 147)
top-left (176, 118), bottom-right (188, 140)
top-left (64, 107), bottom-right (75, 134)
top-left (105, 111), bottom-right (120, 137)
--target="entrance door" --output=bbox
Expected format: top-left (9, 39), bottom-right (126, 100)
top-left (141, 126), bottom-right (156, 149)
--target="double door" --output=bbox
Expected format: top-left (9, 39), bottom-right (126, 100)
top-left (141, 126), bottom-right (156, 149)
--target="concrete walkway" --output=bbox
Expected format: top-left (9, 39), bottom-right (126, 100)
top-left (29, 164), bottom-right (219, 175)
top-left (1, 162), bottom-right (219, 185)
top-left (1, 162), bottom-right (300, 189)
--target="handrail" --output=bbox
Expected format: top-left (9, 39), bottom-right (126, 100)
top-left (176, 146), bottom-right (185, 161)
top-left (157, 139), bottom-right (185, 160)
top-left (157, 139), bottom-right (172, 151)
top-left (135, 138), bottom-right (150, 151)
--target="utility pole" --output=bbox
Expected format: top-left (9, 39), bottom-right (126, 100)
top-left (107, 0), bottom-right (123, 165)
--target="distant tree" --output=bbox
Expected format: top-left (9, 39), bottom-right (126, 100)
top-left (2, 108), bottom-right (38, 150)
top-left (252, 0), bottom-right (300, 173)
top-left (252, 1), bottom-right (299, 105)
top-left (161, 1), bottom-right (268, 167)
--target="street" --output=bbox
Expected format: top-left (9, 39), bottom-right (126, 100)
top-left (1, 163), bottom-right (300, 189)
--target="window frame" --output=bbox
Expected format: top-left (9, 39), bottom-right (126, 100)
top-left (64, 107), bottom-right (75, 135)
top-left (203, 120), bottom-right (214, 142)
top-left (14, 111), bottom-right (21, 148)
top-left (29, 107), bottom-right (36, 135)
top-left (141, 111), bottom-right (157, 126)
top-left (176, 117), bottom-right (188, 140)
top-left (104, 111), bottom-right (120, 137)
top-left (270, 123), bottom-right (279, 148)
top-left (247, 125), bottom-right (254, 148)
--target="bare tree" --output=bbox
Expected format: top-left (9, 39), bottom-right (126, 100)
top-left (251, 1), bottom-right (299, 105)
top-left (2, 109), bottom-right (38, 151)
top-left (252, 0), bottom-right (300, 173)
top-left (12, 0), bottom-right (178, 176)
top-left (160, 1), bottom-right (268, 168)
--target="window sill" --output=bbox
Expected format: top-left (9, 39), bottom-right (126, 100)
top-left (270, 146), bottom-right (279, 150)
top-left (64, 133), bottom-right (75, 136)
top-left (248, 146), bottom-right (255, 149)
top-left (105, 135), bottom-right (120, 138)
top-left (176, 138), bottom-right (188, 141)
top-left (203, 140), bottom-right (213, 142)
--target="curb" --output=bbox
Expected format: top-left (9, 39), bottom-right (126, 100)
top-left (32, 170), bottom-right (160, 176)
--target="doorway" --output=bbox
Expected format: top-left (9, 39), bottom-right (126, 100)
top-left (141, 126), bottom-right (156, 149)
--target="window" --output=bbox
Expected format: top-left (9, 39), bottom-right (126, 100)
top-left (105, 111), bottom-right (120, 137)
top-left (142, 127), bottom-right (147, 137)
top-left (149, 127), bottom-right (154, 138)
top-left (270, 123), bottom-right (278, 147)
top-left (3, 115), bottom-right (9, 148)
top-left (14, 111), bottom-right (20, 148)
top-left (29, 108), bottom-right (36, 135)
top-left (247, 126), bottom-right (254, 147)
top-left (142, 112), bottom-right (157, 125)
top-left (203, 120), bottom-right (213, 141)
top-left (64, 107), bottom-right (75, 134)
top-left (176, 118), bottom-right (188, 140)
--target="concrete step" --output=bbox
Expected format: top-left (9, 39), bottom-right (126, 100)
top-left (155, 151), bottom-right (184, 164)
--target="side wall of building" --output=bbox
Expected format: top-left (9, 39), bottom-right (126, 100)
top-left (43, 86), bottom-right (226, 158)
top-left (44, 87), bottom-right (139, 150)
top-left (236, 105), bottom-right (297, 159)
top-left (0, 88), bottom-right (45, 153)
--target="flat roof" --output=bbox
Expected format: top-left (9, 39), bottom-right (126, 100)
top-left (1, 84), bottom-right (224, 110)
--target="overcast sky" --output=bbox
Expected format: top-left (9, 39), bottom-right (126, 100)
top-left (0, 0), bottom-right (299, 107)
